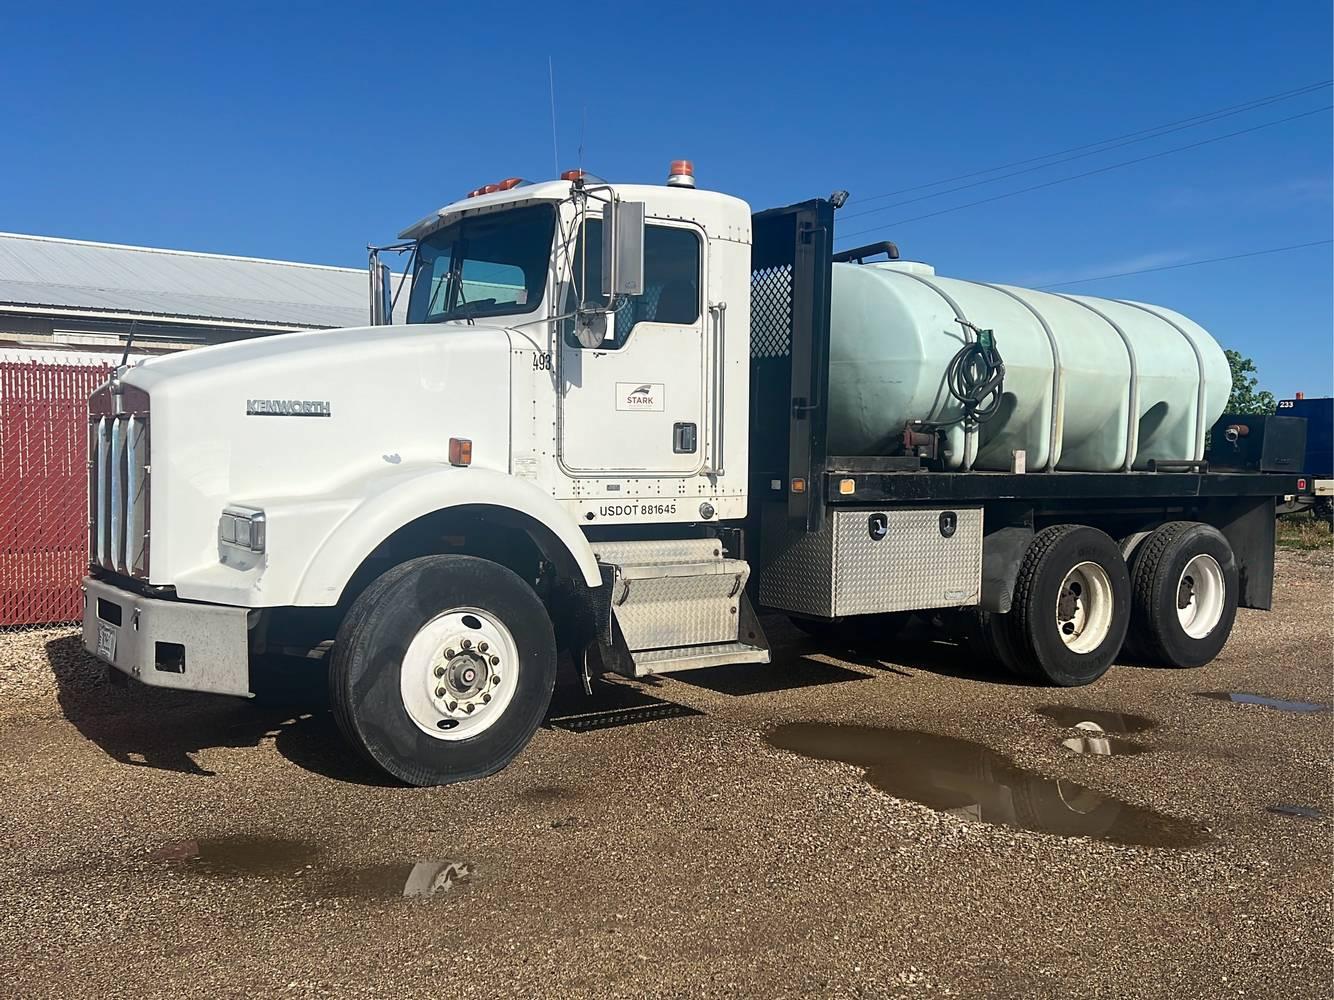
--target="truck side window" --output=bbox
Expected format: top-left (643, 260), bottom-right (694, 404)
top-left (564, 220), bottom-right (701, 349)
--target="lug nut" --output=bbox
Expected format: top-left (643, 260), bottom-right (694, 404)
top-left (435, 687), bottom-right (446, 698)
top-left (478, 641), bottom-right (489, 653)
top-left (445, 648), bottom-right (455, 659)
top-left (491, 674), bottom-right (501, 685)
top-left (461, 638), bottom-right (472, 649)
top-left (489, 655), bottom-right (500, 666)
top-left (482, 693), bottom-right (491, 704)
top-left (434, 666), bottom-right (445, 678)
top-left (448, 701), bottom-right (458, 711)
top-left (465, 704), bottom-right (475, 714)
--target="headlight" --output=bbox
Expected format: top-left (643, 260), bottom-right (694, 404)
top-left (219, 506), bottom-right (266, 553)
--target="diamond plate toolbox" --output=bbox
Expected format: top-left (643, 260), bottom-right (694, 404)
top-left (758, 505), bottom-right (983, 616)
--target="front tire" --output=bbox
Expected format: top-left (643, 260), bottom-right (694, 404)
top-left (329, 555), bottom-right (557, 786)
top-left (1008, 525), bottom-right (1131, 687)
top-left (1128, 521), bottom-right (1238, 668)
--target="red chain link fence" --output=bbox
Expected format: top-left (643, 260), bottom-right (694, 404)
top-left (1, 358), bottom-right (113, 629)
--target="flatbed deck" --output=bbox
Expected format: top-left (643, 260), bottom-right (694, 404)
top-left (823, 469), bottom-right (1300, 504)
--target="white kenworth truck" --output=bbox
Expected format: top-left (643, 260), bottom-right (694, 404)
top-left (83, 162), bottom-right (1298, 785)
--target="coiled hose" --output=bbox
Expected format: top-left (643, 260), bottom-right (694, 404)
top-left (944, 319), bottom-right (1006, 427)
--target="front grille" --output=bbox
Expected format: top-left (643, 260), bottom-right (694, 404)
top-left (88, 390), bottom-right (150, 578)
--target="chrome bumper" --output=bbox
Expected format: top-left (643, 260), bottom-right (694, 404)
top-left (81, 576), bottom-right (253, 697)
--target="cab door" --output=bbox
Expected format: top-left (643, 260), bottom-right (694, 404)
top-left (557, 219), bottom-right (706, 475)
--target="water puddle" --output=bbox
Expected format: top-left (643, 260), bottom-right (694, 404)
top-left (149, 836), bottom-right (317, 876)
top-left (1035, 705), bottom-right (1157, 734)
top-left (1265, 803), bottom-right (1325, 821)
top-left (1060, 728), bottom-right (1151, 757)
top-left (766, 723), bottom-right (1206, 848)
top-left (149, 836), bottom-right (473, 899)
top-left (321, 860), bottom-right (473, 898)
top-left (520, 785), bottom-right (582, 803)
top-left (1197, 692), bottom-right (1329, 714)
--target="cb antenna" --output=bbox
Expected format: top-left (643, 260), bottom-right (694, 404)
top-left (547, 56), bottom-right (560, 177)
top-left (119, 318), bottom-right (138, 369)
top-left (578, 103), bottom-right (587, 177)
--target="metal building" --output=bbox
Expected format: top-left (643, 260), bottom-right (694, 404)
top-left (0, 231), bottom-right (403, 357)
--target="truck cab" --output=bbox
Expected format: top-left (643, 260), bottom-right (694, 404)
top-left (82, 166), bottom-right (776, 785)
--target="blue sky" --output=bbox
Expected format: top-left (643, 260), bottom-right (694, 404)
top-left (2, 2), bottom-right (1330, 395)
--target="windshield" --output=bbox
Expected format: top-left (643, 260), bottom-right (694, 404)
top-left (407, 204), bottom-right (556, 324)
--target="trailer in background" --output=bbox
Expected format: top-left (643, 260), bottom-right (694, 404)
top-left (1274, 394), bottom-right (1332, 525)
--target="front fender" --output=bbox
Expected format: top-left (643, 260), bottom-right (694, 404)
top-left (293, 464), bottom-right (601, 605)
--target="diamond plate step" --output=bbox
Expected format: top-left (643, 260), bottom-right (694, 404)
top-left (595, 539), bottom-right (751, 652)
top-left (629, 641), bottom-right (770, 677)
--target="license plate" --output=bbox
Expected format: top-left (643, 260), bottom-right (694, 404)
top-left (96, 621), bottom-right (118, 661)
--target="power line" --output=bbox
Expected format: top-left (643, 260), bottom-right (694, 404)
top-left (835, 104), bottom-right (1332, 244)
top-left (840, 80), bottom-right (1333, 222)
top-left (846, 79), bottom-right (1331, 214)
top-left (1036, 240), bottom-right (1333, 289)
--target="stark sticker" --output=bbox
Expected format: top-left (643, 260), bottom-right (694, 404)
top-left (615, 382), bottom-right (665, 412)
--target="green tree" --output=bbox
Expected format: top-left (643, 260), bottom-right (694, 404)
top-left (1224, 349), bottom-right (1277, 415)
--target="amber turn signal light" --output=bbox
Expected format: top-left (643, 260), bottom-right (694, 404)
top-left (449, 437), bottom-right (472, 467)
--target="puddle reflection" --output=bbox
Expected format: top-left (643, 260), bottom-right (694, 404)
top-left (1197, 692), bottom-right (1329, 714)
top-left (1265, 803), bottom-right (1325, 821)
top-left (766, 723), bottom-right (1206, 848)
top-left (149, 836), bottom-right (473, 899)
top-left (1035, 705), bottom-right (1158, 734)
top-left (1059, 721), bottom-right (1151, 756)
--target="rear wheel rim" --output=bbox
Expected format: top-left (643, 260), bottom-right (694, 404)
top-left (1176, 553), bottom-right (1225, 639)
top-left (1055, 561), bottom-right (1114, 654)
top-left (399, 608), bottom-right (520, 741)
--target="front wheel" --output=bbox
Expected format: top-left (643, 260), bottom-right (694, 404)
top-left (329, 555), bottom-right (557, 786)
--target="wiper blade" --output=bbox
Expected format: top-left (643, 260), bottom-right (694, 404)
top-left (428, 299), bottom-right (499, 324)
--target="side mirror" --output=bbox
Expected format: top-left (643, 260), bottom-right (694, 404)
top-left (601, 198), bottom-right (644, 298)
top-left (572, 310), bottom-right (607, 349)
top-left (369, 258), bottom-right (393, 326)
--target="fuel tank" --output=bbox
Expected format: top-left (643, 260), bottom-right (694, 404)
top-left (827, 261), bottom-right (1231, 471)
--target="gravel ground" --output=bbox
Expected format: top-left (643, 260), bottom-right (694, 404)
top-left (0, 549), bottom-right (1329, 999)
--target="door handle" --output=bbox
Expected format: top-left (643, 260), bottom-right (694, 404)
top-left (673, 422), bottom-right (697, 454)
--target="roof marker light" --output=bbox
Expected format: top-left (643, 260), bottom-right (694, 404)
top-left (667, 159), bottom-right (696, 188)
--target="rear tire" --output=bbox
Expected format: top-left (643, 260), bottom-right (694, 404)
top-left (329, 554), bottom-right (557, 787)
top-left (1008, 525), bottom-right (1130, 687)
top-left (1128, 521), bottom-right (1238, 668)
top-left (962, 608), bottom-right (1029, 678)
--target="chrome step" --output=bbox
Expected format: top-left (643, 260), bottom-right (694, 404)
top-left (593, 539), bottom-right (750, 653)
top-left (629, 641), bottom-right (770, 677)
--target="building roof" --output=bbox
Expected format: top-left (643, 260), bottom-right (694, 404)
top-left (0, 232), bottom-right (408, 331)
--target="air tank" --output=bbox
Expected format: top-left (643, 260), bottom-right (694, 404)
top-left (827, 261), bottom-right (1232, 472)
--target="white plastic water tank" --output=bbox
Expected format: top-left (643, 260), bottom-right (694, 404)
top-left (827, 261), bottom-right (1231, 472)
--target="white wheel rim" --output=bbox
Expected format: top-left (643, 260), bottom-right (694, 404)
top-left (1055, 561), bottom-right (1114, 654)
top-left (399, 608), bottom-right (520, 741)
top-left (1176, 553), bottom-right (1225, 639)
